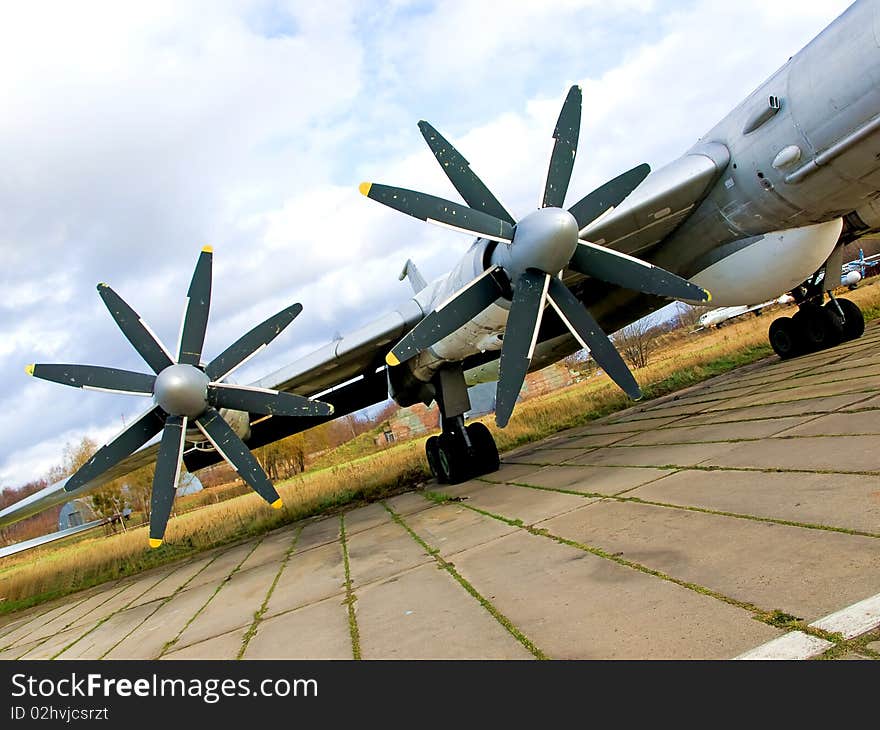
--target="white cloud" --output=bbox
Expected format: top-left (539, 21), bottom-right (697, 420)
top-left (0, 0), bottom-right (854, 487)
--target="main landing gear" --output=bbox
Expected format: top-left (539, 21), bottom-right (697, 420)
top-left (424, 367), bottom-right (500, 484)
top-left (769, 295), bottom-right (865, 360)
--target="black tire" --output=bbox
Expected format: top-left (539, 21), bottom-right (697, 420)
top-left (437, 433), bottom-right (469, 484)
top-left (792, 303), bottom-right (841, 351)
top-left (425, 436), bottom-right (443, 482)
top-left (466, 422), bottom-right (500, 475)
top-left (828, 298), bottom-right (865, 341)
top-left (769, 316), bottom-right (803, 359)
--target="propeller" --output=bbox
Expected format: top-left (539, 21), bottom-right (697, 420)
top-left (26, 247), bottom-right (333, 547)
top-left (361, 85), bottom-right (711, 427)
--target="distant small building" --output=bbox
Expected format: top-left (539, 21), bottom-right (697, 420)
top-left (58, 499), bottom-right (98, 531)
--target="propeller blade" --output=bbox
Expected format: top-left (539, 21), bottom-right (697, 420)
top-left (387, 267), bottom-right (507, 366)
top-left (418, 121), bottom-right (516, 225)
top-left (26, 364), bottom-right (155, 395)
top-left (568, 163), bottom-right (651, 230)
top-left (569, 241), bottom-right (711, 302)
top-left (98, 284), bottom-right (174, 374)
top-left (148, 415), bottom-right (187, 547)
top-left (495, 270), bottom-right (550, 428)
top-left (177, 247), bottom-right (213, 366)
top-left (546, 276), bottom-right (641, 399)
top-left (195, 407), bottom-right (282, 507)
top-left (65, 405), bottom-right (166, 493)
top-left (209, 383), bottom-right (333, 417)
top-left (542, 85), bottom-right (582, 209)
top-left (205, 303), bottom-right (303, 382)
top-left (359, 183), bottom-right (515, 243)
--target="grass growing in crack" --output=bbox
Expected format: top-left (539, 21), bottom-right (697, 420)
top-left (159, 539), bottom-right (261, 658)
top-left (439, 494), bottom-right (869, 649)
top-left (237, 527), bottom-right (302, 660)
top-left (339, 515), bottom-right (361, 660)
top-left (499, 478), bottom-right (880, 539)
top-left (382, 501), bottom-right (546, 660)
top-left (98, 552), bottom-right (222, 659)
top-left (764, 610), bottom-right (803, 630)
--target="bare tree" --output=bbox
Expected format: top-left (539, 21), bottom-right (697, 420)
top-left (614, 318), bottom-right (655, 369)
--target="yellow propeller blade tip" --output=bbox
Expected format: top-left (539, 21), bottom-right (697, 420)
top-left (705, 289), bottom-right (712, 303)
top-left (358, 182), bottom-right (372, 197)
top-left (385, 351), bottom-right (400, 367)
top-left (25, 364), bottom-right (34, 376)
top-left (149, 538), bottom-right (163, 549)
top-left (202, 245), bottom-right (213, 253)
top-left (327, 404), bottom-right (335, 415)
top-left (97, 282), bottom-right (107, 289)
top-left (271, 498), bottom-right (283, 510)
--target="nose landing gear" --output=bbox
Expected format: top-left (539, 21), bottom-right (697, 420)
top-left (424, 367), bottom-right (501, 484)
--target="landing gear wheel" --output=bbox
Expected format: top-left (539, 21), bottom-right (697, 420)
top-left (437, 433), bottom-right (469, 484)
top-left (425, 436), bottom-right (443, 482)
top-left (769, 317), bottom-right (803, 359)
top-left (466, 422), bottom-right (500, 475)
top-left (792, 303), bottom-right (841, 351)
top-left (827, 298), bottom-right (864, 341)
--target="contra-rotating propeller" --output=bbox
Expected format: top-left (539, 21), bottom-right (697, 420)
top-left (360, 85), bottom-right (711, 428)
top-left (26, 247), bottom-right (333, 547)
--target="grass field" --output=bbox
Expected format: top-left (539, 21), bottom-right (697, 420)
top-left (3, 281), bottom-right (880, 615)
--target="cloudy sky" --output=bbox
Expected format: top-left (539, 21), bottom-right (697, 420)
top-left (0, 0), bottom-right (852, 489)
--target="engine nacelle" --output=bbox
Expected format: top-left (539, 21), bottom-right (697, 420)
top-left (185, 407), bottom-right (251, 448)
top-left (843, 270), bottom-right (862, 287)
top-left (690, 219), bottom-right (843, 306)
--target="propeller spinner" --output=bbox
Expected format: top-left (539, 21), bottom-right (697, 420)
top-left (361, 85), bottom-right (711, 427)
top-left (27, 247), bottom-right (333, 547)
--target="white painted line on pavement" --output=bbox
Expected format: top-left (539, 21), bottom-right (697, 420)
top-left (734, 631), bottom-right (833, 660)
top-left (810, 592), bottom-right (880, 639)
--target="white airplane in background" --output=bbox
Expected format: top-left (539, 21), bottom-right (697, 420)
top-left (698, 295), bottom-right (795, 329)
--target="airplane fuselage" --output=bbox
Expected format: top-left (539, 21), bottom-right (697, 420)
top-left (395, 0), bottom-right (880, 394)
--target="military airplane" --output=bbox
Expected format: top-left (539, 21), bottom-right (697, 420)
top-left (3, 0), bottom-right (880, 552)
top-left (697, 295), bottom-right (795, 330)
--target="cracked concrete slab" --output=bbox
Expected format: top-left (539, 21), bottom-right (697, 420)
top-left (172, 561), bottom-right (281, 652)
top-left (436, 482), bottom-right (591, 526)
top-left (703, 434), bottom-right (880, 472)
top-left (627, 468), bottom-right (880, 534)
top-left (57, 602), bottom-right (162, 659)
top-left (401, 503), bottom-right (517, 557)
top-left (264, 541), bottom-right (345, 618)
top-left (514, 465), bottom-right (676, 495)
top-left (443, 528), bottom-right (780, 658)
top-left (104, 581), bottom-right (220, 660)
top-left (243, 595), bottom-right (352, 659)
top-left (615, 416), bottom-right (809, 446)
top-left (540, 501), bottom-right (880, 621)
top-left (163, 628), bottom-right (245, 660)
top-left (345, 512), bottom-right (432, 588)
top-left (503, 447), bottom-right (590, 465)
top-left (567, 441), bottom-right (737, 468)
top-left (356, 562), bottom-right (532, 659)
top-left (123, 564), bottom-right (194, 608)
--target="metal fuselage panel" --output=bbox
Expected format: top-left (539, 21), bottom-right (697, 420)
top-left (655, 0), bottom-right (880, 276)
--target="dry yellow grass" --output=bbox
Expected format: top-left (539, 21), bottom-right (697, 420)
top-left (3, 280), bottom-right (880, 613)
